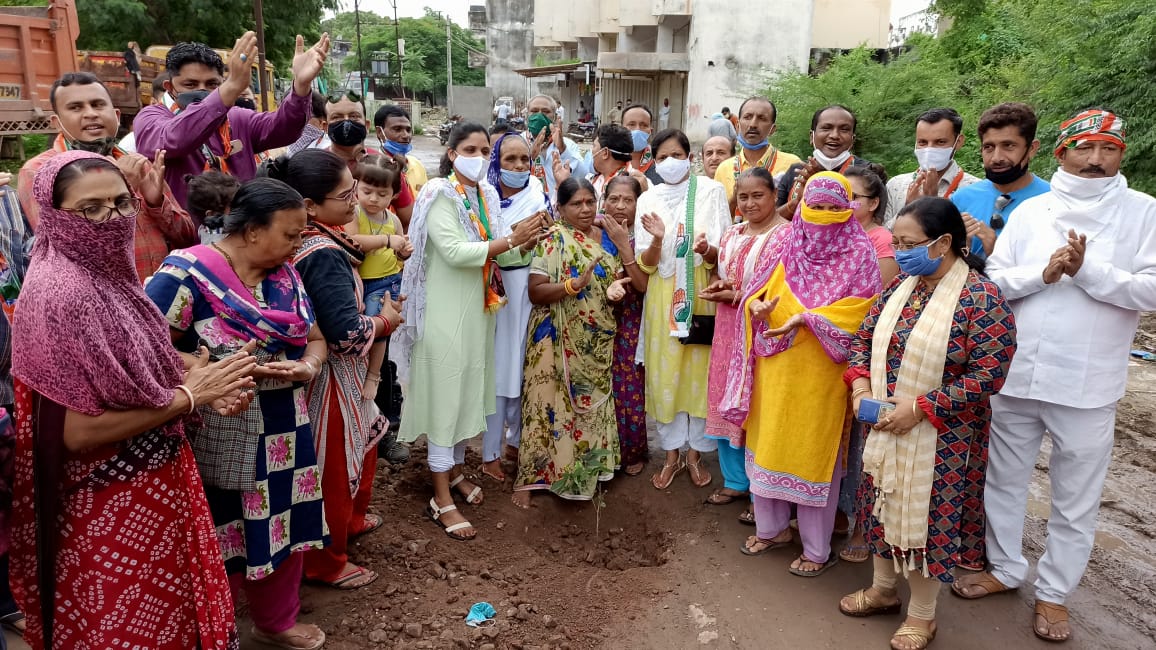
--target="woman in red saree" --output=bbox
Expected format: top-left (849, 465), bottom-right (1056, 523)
top-left (9, 151), bottom-right (254, 649)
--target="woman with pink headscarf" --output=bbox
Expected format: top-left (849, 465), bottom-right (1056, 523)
top-left (9, 150), bottom-right (255, 649)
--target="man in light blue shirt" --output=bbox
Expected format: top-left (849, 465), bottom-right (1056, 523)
top-left (524, 94), bottom-right (582, 201)
top-left (952, 102), bottom-right (1051, 257)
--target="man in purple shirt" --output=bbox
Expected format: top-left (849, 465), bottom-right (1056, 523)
top-left (134, 30), bottom-right (330, 209)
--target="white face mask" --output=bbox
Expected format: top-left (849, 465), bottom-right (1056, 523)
top-left (452, 154), bottom-right (487, 182)
top-left (655, 156), bottom-right (691, 184)
top-left (914, 146), bottom-right (955, 171)
top-left (810, 134), bottom-right (853, 170)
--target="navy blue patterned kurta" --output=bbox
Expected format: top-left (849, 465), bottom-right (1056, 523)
top-left (846, 271), bottom-right (1016, 582)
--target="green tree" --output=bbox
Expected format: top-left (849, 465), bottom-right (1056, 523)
top-left (74, 0), bottom-right (338, 67)
top-left (764, 0), bottom-right (1156, 194)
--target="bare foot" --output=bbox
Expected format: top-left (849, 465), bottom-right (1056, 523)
top-left (511, 491), bottom-right (532, 509)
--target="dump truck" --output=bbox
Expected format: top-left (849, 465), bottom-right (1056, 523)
top-left (0, 1), bottom-right (81, 141)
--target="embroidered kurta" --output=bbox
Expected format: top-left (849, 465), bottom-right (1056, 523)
top-left (847, 273), bottom-right (1016, 581)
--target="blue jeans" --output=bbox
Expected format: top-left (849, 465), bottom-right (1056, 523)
top-left (363, 273), bottom-right (402, 317)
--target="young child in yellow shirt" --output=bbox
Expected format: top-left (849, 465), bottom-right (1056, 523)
top-left (345, 155), bottom-right (413, 400)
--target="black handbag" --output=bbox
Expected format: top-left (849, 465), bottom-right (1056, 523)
top-left (679, 315), bottom-right (716, 346)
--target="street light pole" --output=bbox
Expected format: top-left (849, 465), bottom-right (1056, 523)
top-left (354, 0), bottom-right (364, 93)
top-left (390, 0), bottom-right (404, 99)
top-left (445, 17), bottom-right (453, 111)
top-left (253, 0), bottom-right (269, 111)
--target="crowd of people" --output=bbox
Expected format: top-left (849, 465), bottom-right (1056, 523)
top-left (0, 23), bottom-right (1151, 650)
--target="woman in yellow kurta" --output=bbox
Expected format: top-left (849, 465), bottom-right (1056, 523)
top-left (634, 129), bottom-right (733, 491)
top-left (736, 171), bottom-right (881, 575)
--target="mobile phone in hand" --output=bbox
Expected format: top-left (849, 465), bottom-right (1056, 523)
top-left (857, 398), bottom-right (895, 425)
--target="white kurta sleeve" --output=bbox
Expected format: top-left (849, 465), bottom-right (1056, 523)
top-left (987, 208), bottom-right (1050, 301)
top-left (1071, 205), bottom-right (1156, 311)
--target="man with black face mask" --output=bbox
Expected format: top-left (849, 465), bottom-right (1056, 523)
top-left (951, 103), bottom-right (1051, 257)
top-left (18, 73), bottom-right (196, 282)
top-left (134, 31), bottom-right (330, 208)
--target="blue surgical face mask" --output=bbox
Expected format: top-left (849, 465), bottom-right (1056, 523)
top-left (630, 129), bottom-right (650, 152)
top-left (382, 138), bottom-right (413, 157)
top-left (499, 168), bottom-right (531, 189)
top-left (894, 236), bottom-right (946, 277)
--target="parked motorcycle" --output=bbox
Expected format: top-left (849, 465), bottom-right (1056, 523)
top-left (508, 116), bottom-right (526, 132)
top-left (438, 115), bottom-right (462, 145)
top-left (567, 119), bottom-right (597, 142)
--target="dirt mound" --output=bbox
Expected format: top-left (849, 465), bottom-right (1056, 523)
top-left (293, 444), bottom-right (672, 649)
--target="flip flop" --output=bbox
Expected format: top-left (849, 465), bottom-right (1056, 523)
top-left (950, 571), bottom-right (1016, 600)
top-left (788, 554), bottom-right (839, 577)
top-left (250, 623), bottom-right (326, 649)
top-left (651, 457), bottom-right (684, 490)
top-left (839, 543), bottom-right (872, 563)
top-left (686, 457), bottom-right (713, 488)
top-left (737, 509), bottom-right (755, 526)
top-left (1033, 601), bottom-right (1071, 643)
top-left (705, 489), bottom-right (748, 505)
top-left (740, 536), bottom-right (792, 556)
top-left (624, 461), bottom-right (646, 476)
top-left (479, 462), bottom-right (506, 483)
top-left (309, 565), bottom-right (378, 590)
top-left (350, 513), bottom-right (383, 540)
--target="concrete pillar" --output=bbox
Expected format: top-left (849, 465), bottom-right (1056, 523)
top-left (657, 23), bottom-right (674, 53)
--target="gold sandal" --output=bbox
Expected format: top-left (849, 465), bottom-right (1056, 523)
top-left (686, 457), bottom-right (712, 487)
top-left (839, 588), bottom-right (902, 617)
top-left (651, 457), bottom-right (684, 490)
top-left (890, 623), bottom-right (936, 650)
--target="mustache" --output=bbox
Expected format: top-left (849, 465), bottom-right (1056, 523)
top-left (1080, 165), bottom-right (1107, 175)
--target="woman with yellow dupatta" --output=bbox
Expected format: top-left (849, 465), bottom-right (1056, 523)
top-left (839, 198), bottom-right (1015, 650)
top-left (736, 171), bottom-right (880, 575)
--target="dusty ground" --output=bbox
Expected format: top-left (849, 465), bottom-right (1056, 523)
top-left (6, 139), bottom-right (1154, 650)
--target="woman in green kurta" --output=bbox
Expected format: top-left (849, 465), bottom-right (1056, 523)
top-left (512, 178), bottom-right (647, 508)
top-left (391, 122), bottom-right (547, 540)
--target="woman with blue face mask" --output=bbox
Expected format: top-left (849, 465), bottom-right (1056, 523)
top-left (840, 197), bottom-right (1017, 650)
top-left (479, 133), bottom-right (553, 483)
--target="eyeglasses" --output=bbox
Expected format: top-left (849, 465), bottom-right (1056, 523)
top-left (990, 194), bottom-right (1013, 230)
top-left (63, 197), bottom-right (141, 223)
top-left (892, 236), bottom-right (937, 252)
top-left (850, 193), bottom-right (875, 201)
top-left (325, 181), bottom-right (358, 203)
top-left (326, 90), bottom-right (363, 104)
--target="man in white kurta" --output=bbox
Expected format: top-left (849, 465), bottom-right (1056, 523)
top-left (960, 109), bottom-right (1156, 643)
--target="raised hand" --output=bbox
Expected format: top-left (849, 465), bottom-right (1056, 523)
top-left (552, 117), bottom-right (566, 153)
top-left (748, 296), bottom-right (780, 323)
top-left (114, 153), bottom-right (160, 206)
top-left (571, 254), bottom-right (604, 292)
top-left (292, 33), bottom-right (331, 95)
top-left (221, 32), bottom-right (259, 105)
top-left (551, 150), bottom-right (570, 184)
top-left (598, 212), bottom-right (630, 249)
top-left (1063, 229), bottom-right (1087, 277)
top-left (640, 212), bottom-right (666, 241)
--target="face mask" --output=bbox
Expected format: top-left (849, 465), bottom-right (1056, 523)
top-left (527, 112), bottom-right (552, 137)
top-left (630, 129), bottom-right (650, 153)
top-left (984, 151), bottom-right (1030, 185)
top-left (234, 98), bottom-right (257, 110)
top-left (500, 168), bottom-right (531, 189)
top-left (328, 119), bottom-right (367, 147)
top-left (655, 157), bottom-right (690, 184)
top-left (175, 90), bottom-right (211, 109)
top-left (58, 122), bottom-right (117, 156)
top-left (452, 154), bottom-right (487, 183)
top-left (914, 146), bottom-right (955, 171)
top-left (739, 137), bottom-right (769, 151)
top-left (1049, 169), bottom-right (1118, 201)
top-left (812, 147), bottom-right (852, 170)
top-left (382, 138), bottom-right (413, 157)
top-left (895, 236), bottom-right (946, 276)
top-left (800, 204), bottom-right (853, 225)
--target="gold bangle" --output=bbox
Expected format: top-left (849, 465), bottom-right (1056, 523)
top-left (622, 258), bottom-right (637, 267)
top-left (564, 278), bottom-right (579, 296)
top-left (851, 387), bottom-right (871, 399)
top-left (912, 399), bottom-right (921, 421)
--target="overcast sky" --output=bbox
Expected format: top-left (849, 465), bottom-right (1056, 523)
top-left (328, 1), bottom-right (928, 29)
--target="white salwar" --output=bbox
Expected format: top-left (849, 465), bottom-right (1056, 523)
top-left (985, 169), bottom-right (1156, 604)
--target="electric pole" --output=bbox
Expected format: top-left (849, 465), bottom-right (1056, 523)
top-left (253, 0), bottom-right (269, 111)
top-left (390, 0), bottom-right (404, 99)
top-left (445, 16), bottom-right (453, 111)
top-left (354, 0), bottom-right (364, 93)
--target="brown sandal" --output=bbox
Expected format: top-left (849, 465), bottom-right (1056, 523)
top-left (839, 588), bottom-right (902, 618)
top-left (950, 570), bottom-right (1015, 600)
top-left (1033, 601), bottom-right (1071, 643)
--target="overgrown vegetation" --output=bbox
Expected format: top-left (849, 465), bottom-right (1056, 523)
top-left (764, 0), bottom-right (1156, 193)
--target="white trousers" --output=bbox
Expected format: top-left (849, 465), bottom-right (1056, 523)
top-left (483, 395), bottom-right (522, 462)
top-left (985, 394), bottom-right (1116, 604)
top-left (656, 412), bottom-right (716, 452)
top-left (427, 440), bottom-right (468, 473)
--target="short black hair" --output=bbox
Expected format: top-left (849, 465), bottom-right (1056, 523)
top-left (977, 102), bottom-right (1038, 144)
top-left (490, 122), bottom-right (511, 137)
top-left (737, 97), bottom-right (777, 124)
top-left (557, 177), bottom-right (596, 207)
top-left (604, 174), bottom-right (643, 199)
top-left (185, 171), bottom-right (241, 225)
top-left (650, 128), bottom-right (691, 157)
top-left (151, 72), bottom-right (169, 99)
top-left (595, 124), bottom-right (633, 162)
top-left (721, 107), bottom-right (731, 114)
top-left (374, 104), bottom-right (411, 129)
top-left (622, 104), bottom-right (653, 123)
top-left (356, 154), bottom-right (402, 193)
top-left (916, 107), bottom-right (964, 137)
top-left (898, 197), bottom-right (985, 273)
top-left (310, 91), bottom-right (327, 120)
top-left (811, 105), bottom-right (857, 133)
top-left (50, 72), bottom-right (108, 112)
top-left (165, 41), bottom-right (225, 76)
top-left (214, 178), bottom-right (305, 235)
top-left (439, 122), bottom-right (488, 177)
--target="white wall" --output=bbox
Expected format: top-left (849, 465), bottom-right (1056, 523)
top-left (684, 0), bottom-right (815, 143)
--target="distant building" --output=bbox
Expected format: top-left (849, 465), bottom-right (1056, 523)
top-left (516, 0), bottom-right (892, 142)
top-left (482, 0), bottom-right (535, 101)
top-left (890, 8), bottom-right (945, 47)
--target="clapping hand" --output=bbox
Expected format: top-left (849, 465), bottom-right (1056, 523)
top-left (699, 278), bottom-right (736, 304)
top-left (571, 254), bottom-right (604, 293)
top-left (606, 277), bottom-right (629, 302)
top-left (962, 212), bottom-right (996, 254)
top-left (640, 212), bottom-right (666, 241)
top-left (693, 232), bottom-right (711, 256)
top-left (389, 234), bottom-right (414, 259)
top-left (763, 313), bottom-right (805, 338)
top-left (291, 33), bottom-right (331, 95)
top-left (748, 296), bottom-right (780, 322)
top-left (597, 212), bottom-right (630, 249)
top-left (1063, 229), bottom-right (1087, 277)
top-left (116, 150), bottom-right (168, 207)
top-left (184, 343), bottom-right (258, 416)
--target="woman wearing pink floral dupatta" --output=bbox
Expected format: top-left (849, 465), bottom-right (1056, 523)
top-left (10, 150), bottom-right (254, 649)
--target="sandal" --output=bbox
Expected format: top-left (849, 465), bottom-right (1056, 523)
top-left (480, 460), bottom-right (506, 483)
top-left (839, 588), bottom-right (902, 618)
top-left (309, 564), bottom-right (378, 590)
top-left (950, 570), bottom-right (1015, 600)
top-left (737, 508), bottom-right (755, 526)
top-left (890, 622), bottom-right (937, 650)
top-left (651, 457), bottom-right (684, 490)
top-left (686, 456), bottom-right (712, 488)
top-left (705, 488), bottom-right (748, 505)
top-left (0, 611), bottom-right (26, 634)
top-left (1033, 601), bottom-right (1071, 643)
top-left (741, 535), bottom-right (792, 556)
top-left (788, 554), bottom-right (839, 578)
top-left (624, 461), bottom-right (646, 476)
top-left (449, 474), bottom-right (483, 504)
top-left (350, 513), bottom-right (383, 540)
top-left (251, 623), bottom-right (326, 649)
top-left (839, 543), bottom-right (871, 563)
top-left (427, 497), bottom-right (475, 541)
